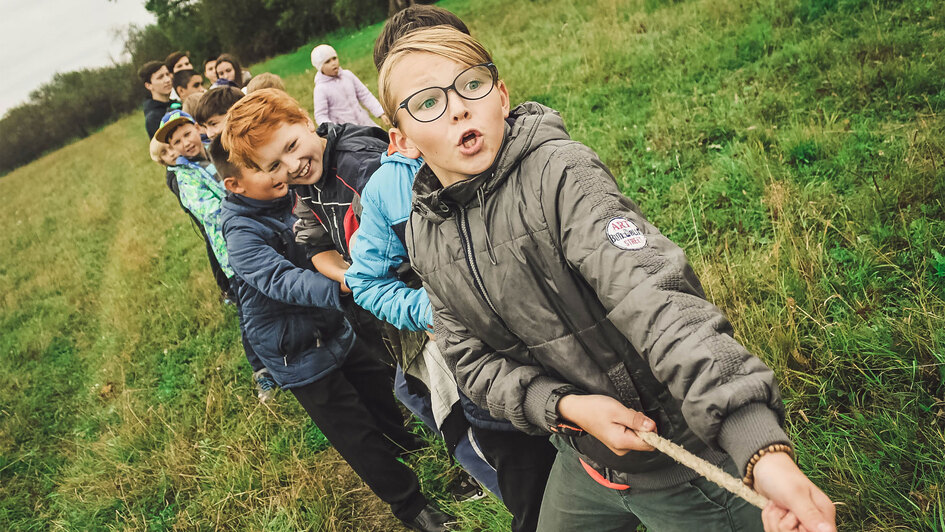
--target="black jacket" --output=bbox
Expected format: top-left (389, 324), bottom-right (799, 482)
top-left (144, 98), bottom-right (171, 139)
top-left (292, 122), bottom-right (388, 260)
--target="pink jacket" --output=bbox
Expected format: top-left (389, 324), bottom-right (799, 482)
top-left (313, 69), bottom-right (384, 127)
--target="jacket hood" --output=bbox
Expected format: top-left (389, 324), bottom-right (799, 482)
top-left (381, 149), bottom-right (423, 168)
top-left (412, 102), bottom-right (571, 224)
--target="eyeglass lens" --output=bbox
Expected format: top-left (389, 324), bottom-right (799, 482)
top-left (405, 64), bottom-right (495, 123)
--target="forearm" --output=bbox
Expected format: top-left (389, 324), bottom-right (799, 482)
top-left (311, 250), bottom-right (351, 293)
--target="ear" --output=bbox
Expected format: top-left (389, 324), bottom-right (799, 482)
top-left (144, 80), bottom-right (153, 92)
top-left (497, 80), bottom-right (511, 119)
top-left (388, 127), bottom-right (422, 159)
top-left (223, 176), bottom-right (244, 194)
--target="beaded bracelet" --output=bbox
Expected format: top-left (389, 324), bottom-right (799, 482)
top-left (742, 443), bottom-right (795, 489)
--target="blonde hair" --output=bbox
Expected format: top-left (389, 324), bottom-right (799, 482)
top-left (246, 72), bottom-right (286, 93)
top-left (149, 137), bottom-right (170, 164)
top-left (378, 26), bottom-right (493, 120)
top-left (182, 92), bottom-right (203, 116)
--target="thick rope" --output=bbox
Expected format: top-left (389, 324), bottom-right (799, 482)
top-left (637, 431), bottom-right (770, 510)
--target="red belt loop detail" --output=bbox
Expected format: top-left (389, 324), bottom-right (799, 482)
top-left (579, 458), bottom-right (631, 490)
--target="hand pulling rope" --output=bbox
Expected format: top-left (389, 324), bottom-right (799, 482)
top-left (637, 431), bottom-right (770, 510)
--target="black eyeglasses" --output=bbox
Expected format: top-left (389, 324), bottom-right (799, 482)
top-left (394, 63), bottom-right (498, 125)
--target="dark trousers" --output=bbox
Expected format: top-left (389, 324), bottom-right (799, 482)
top-left (472, 427), bottom-right (557, 532)
top-left (290, 341), bottom-right (428, 522)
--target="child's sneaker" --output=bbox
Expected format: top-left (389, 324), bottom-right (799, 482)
top-left (449, 470), bottom-right (486, 502)
top-left (253, 369), bottom-right (278, 403)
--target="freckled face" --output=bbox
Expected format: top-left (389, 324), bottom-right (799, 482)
top-left (252, 121), bottom-right (327, 186)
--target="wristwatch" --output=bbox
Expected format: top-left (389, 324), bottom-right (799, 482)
top-left (546, 386), bottom-right (586, 437)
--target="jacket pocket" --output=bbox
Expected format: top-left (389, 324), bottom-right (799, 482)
top-left (278, 313), bottom-right (323, 361)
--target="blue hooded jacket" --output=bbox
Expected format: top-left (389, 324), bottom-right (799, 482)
top-left (345, 151), bottom-right (433, 332)
top-left (221, 191), bottom-right (355, 388)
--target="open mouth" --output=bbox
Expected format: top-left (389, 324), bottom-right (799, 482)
top-left (294, 160), bottom-right (311, 181)
top-left (458, 130), bottom-right (483, 155)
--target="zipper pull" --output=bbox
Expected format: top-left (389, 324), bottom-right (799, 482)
top-left (283, 356), bottom-right (287, 366)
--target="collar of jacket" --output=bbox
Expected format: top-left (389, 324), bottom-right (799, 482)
top-left (411, 102), bottom-right (569, 224)
top-left (307, 121), bottom-right (344, 193)
top-left (314, 68), bottom-right (345, 85)
top-left (225, 190), bottom-right (295, 216)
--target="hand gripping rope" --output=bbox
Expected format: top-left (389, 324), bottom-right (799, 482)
top-left (637, 431), bottom-right (770, 510)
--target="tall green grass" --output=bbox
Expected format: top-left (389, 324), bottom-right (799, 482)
top-left (1, 0), bottom-right (943, 529)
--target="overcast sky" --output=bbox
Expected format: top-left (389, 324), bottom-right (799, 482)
top-left (0, 0), bottom-right (155, 116)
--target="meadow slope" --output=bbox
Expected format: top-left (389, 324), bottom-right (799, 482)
top-left (1, 0), bottom-right (943, 530)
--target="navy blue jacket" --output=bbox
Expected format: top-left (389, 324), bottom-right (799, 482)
top-left (220, 191), bottom-right (355, 388)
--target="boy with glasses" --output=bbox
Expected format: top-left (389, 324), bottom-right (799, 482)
top-left (344, 7), bottom-right (557, 531)
top-left (378, 27), bottom-right (837, 532)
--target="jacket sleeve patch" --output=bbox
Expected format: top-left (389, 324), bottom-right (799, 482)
top-left (606, 217), bottom-right (647, 250)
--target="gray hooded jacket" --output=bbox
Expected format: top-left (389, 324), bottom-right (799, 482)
top-left (407, 103), bottom-right (791, 489)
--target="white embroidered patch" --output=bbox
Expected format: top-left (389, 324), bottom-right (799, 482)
top-left (606, 217), bottom-right (647, 250)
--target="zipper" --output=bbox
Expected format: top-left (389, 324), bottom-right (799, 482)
top-left (316, 186), bottom-right (344, 255)
top-left (455, 206), bottom-right (510, 330)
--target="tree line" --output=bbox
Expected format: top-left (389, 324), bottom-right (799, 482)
top-left (0, 0), bottom-right (403, 175)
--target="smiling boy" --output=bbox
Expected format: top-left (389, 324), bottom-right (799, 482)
top-left (379, 27), bottom-right (837, 532)
top-left (213, 139), bottom-right (452, 531)
top-left (223, 89), bottom-right (389, 288)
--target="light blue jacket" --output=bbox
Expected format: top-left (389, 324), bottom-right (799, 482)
top-left (345, 151), bottom-right (433, 332)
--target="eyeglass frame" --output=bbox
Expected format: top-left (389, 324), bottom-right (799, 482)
top-left (393, 62), bottom-right (499, 126)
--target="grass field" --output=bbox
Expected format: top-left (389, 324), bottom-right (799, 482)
top-left (2, 0), bottom-right (944, 529)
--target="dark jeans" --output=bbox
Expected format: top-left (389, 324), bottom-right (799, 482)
top-left (472, 427), bottom-right (557, 532)
top-left (290, 341), bottom-right (428, 522)
top-left (537, 435), bottom-right (763, 531)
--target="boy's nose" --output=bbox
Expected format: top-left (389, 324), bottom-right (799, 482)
top-left (447, 91), bottom-right (470, 122)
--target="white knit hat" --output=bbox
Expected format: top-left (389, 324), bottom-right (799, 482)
top-left (311, 45), bottom-right (337, 69)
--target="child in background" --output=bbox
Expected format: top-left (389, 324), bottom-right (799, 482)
top-left (203, 58), bottom-right (218, 83)
top-left (380, 27), bottom-right (837, 532)
top-left (138, 60), bottom-right (176, 138)
top-left (149, 136), bottom-right (179, 191)
top-left (182, 93), bottom-right (210, 143)
top-left (215, 53), bottom-right (251, 89)
top-left (155, 109), bottom-right (277, 403)
top-left (213, 139), bottom-right (452, 532)
top-left (311, 44), bottom-right (387, 127)
top-left (165, 51), bottom-right (193, 73)
top-left (173, 69), bottom-right (206, 100)
top-left (149, 134), bottom-right (231, 311)
top-left (246, 72), bottom-right (286, 93)
top-left (193, 86), bottom-right (244, 141)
